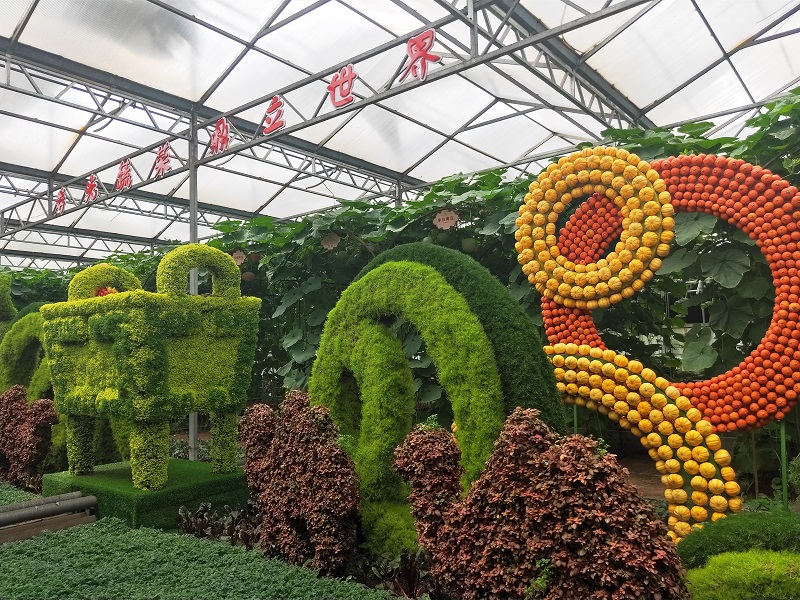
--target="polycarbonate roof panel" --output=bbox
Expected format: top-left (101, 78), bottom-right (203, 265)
top-left (379, 76), bottom-right (494, 136)
top-left (324, 104), bottom-right (446, 172)
top-left (19, 0), bottom-right (245, 100)
top-left (3, 0), bottom-right (800, 267)
top-left (255, 1), bottom-right (395, 74)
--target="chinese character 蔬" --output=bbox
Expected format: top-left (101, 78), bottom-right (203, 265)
top-left (116, 158), bottom-right (132, 191)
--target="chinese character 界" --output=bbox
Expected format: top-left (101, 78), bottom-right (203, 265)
top-left (84, 174), bottom-right (98, 204)
top-left (327, 64), bottom-right (358, 108)
top-left (399, 29), bottom-right (440, 83)
top-left (153, 143), bottom-right (172, 179)
top-left (116, 158), bottom-right (132, 191)
top-left (263, 96), bottom-right (286, 135)
top-left (53, 187), bottom-right (66, 216)
top-left (209, 117), bottom-right (230, 155)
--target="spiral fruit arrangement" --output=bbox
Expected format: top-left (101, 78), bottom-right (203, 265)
top-left (514, 146), bottom-right (800, 541)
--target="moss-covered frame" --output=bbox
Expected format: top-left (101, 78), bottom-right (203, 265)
top-left (41, 244), bottom-right (261, 490)
top-left (310, 244), bottom-right (564, 554)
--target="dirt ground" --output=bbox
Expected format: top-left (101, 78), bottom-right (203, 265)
top-left (617, 453), bottom-right (665, 499)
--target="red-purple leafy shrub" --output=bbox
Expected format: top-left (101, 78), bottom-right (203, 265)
top-left (239, 390), bottom-right (360, 574)
top-left (0, 385), bottom-right (59, 488)
top-left (394, 407), bottom-right (689, 600)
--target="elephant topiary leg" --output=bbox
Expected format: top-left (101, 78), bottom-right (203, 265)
top-left (129, 421), bottom-right (169, 490)
top-left (66, 414), bottom-right (96, 475)
top-left (210, 412), bottom-right (238, 474)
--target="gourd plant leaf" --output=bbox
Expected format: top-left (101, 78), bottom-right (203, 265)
top-left (700, 248), bottom-right (751, 288)
top-left (675, 212), bottom-right (718, 246)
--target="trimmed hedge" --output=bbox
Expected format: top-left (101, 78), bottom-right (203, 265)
top-left (687, 550), bottom-right (800, 600)
top-left (677, 510), bottom-right (800, 569)
top-left (311, 261), bottom-right (506, 497)
top-left (42, 459), bottom-right (248, 530)
top-left (357, 243), bottom-right (565, 432)
top-left (0, 518), bottom-right (392, 600)
top-left (41, 245), bottom-right (261, 488)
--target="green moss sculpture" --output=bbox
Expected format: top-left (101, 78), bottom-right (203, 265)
top-left (41, 244), bottom-right (261, 490)
top-left (357, 243), bottom-right (565, 431)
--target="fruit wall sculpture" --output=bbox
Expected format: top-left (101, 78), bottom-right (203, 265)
top-left (40, 244), bottom-right (261, 490)
top-left (515, 146), bottom-right (800, 540)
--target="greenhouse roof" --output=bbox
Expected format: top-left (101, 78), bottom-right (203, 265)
top-left (0, 0), bottom-right (798, 268)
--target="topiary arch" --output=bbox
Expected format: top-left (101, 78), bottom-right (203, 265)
top-left (310, 247), bottom-right (564, 554)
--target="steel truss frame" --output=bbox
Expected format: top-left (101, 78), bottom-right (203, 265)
top-left (0, 0), bottom-right (795, 268)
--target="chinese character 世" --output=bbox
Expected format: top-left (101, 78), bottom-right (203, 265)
top-left (152, 143), bottom-right (172, 179)
top-left (53, 187), bottom-right (66, 216)
top-left (84, 174), bottom-right (98, 204)
top-left (116, 158), bottom-right (132, 191)
top-left (263, 96), bottom-right (286, 135)
top-left (399, 29), bottom-right (440, 83)
top-left (327, 64), bottom-right (358, 108)
top-left (209, 117), bottom-right (230, 155)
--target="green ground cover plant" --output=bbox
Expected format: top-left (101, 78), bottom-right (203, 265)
top-left (0, 518), bottom-right (392, 600)
top-left (687, 550), bottom-right (800, 600)
top-left (0, 482), bottom-right (37, 505)
top-left (677, 510), bottom-right (800, 569)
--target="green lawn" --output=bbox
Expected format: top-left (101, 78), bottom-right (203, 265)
top-left (0, 518), bottom-right (391, 600)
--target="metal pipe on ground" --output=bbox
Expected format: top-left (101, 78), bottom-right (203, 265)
top-left (0, 491), bottom-right (84, 514)
top-left (0, 495), bottom-right (97, 527)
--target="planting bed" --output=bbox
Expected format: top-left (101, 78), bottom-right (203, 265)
top-left (43, 459), bottom-right (248, 529)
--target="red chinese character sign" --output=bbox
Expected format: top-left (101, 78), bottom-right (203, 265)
top-left (433, 209), bottom-right (458, 230)
top-left (400, 29), bottom-right (440, 82)
top-left (327, 64), bottom-right (358, 108)
top-left (116, 158), bottom-right (132, 191)
top-left (263, 96), bottom-right (286, 135)
top-left (209, 117), bottom-right (230, 155)
top-left (153, 143), bottom-right (172, 178)
top-left (84, 174), bottom-right (98, 204)
top-left (53, 187), bottom-right (66, 216)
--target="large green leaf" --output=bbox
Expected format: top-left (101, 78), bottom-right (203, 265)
top-left (681, 342), bottom-right (718, 372)
top-left (675, 212), bottom-right (718, 246)
top-left (701, 248), bottom-right (750, 288)
top-left (709, 298), bottom-right (754, 339)
top-left (737, 277), bottom-right (771, 299)
top-left (658, 247), bottom-right (698, 274)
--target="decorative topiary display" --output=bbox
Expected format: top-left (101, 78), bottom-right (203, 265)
top-left (310, 259), bottom-right (509, 553)
top-left (356, 243), bottom-right (565, 432)
top-left (0, 385), bottom-right (59, 487)
top-left (41, 244), bottom-right (261, 490)
top-left (239, 390), bottom-right (360, 574)
top-left (515, 147), bottom-right (745, 540)
top-left (0, 312), bottom-right (51, 400)
top-left (394, 408), bottom-right (689, 600)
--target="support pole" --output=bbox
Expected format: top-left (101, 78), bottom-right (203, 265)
top-left (188, 111), bottom-right (199, 461)
top-left (781, 419), bottom-right (789, 510)
top-left (573, 403), bottom-right (578, 435)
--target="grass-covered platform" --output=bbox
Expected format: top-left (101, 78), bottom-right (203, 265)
top-left (42, 459), bottom-right (248, 530)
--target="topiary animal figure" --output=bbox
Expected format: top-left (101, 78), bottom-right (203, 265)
top-left (0, 385), bottom-right (59, 488)
top-left (393, 407), bottom-right (689, 600)
top-left (239, 390), bottom-right (360, 574)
